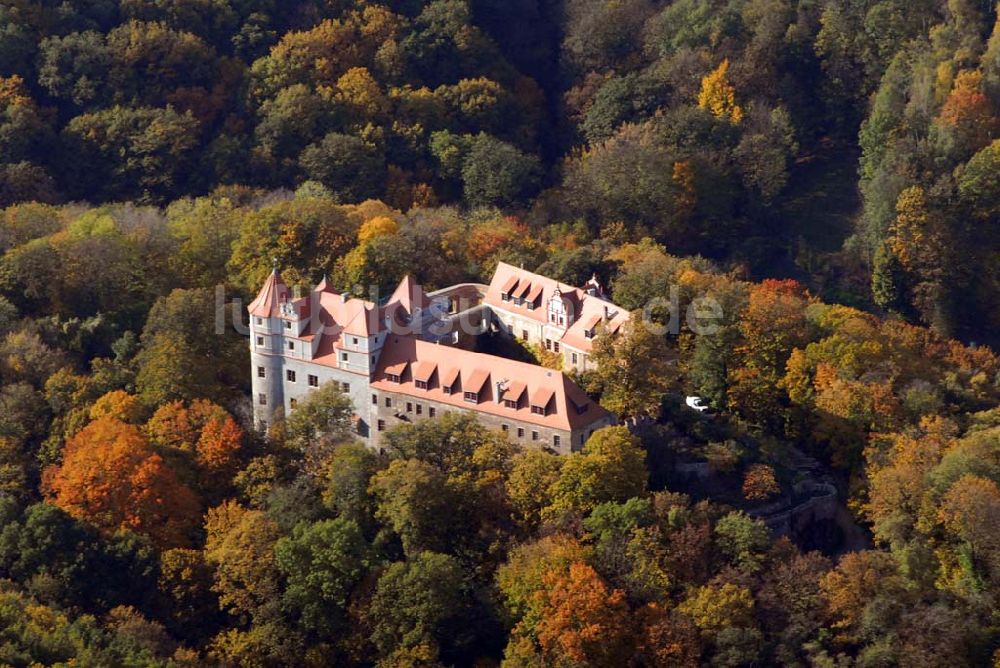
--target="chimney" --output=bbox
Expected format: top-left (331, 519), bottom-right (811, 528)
top-left (494, 378), bottom-right (508, 403)
top-left (341, 293), bottom-right (348, 304)
top-left (603, 305), bottom-right (610, 321)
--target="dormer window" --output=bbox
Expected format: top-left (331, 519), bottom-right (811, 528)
top-left (585, 328), bottom-right (595, 339)
top-left (501, 291), bottom-right (510, 302)
top-left (443, 384), bottom-right (453, 395)
top-left (530, 387), bottom-right (555, 417)
top-left (415, 380), bottom-right (428, 390)
top-left (464, 391), bottom-right (479, 403)
top-left (387, 373), bottom-right (401, 383)
top-left (504, 398), bottom-right (518, 409)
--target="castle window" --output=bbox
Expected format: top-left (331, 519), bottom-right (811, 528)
top-left (372, 394), bottom-right (377, 404)
top-left (416, 404), bottom-right (422, 415)
top-left (308, 375), bottom-right (318, 387)
top-left (554, 342), bottom-right (560, 353)
top-left (545, 339), bottom-right (551, 351)
top-left (258, 393), bottom-right (267, 405)
top-left (501, 424), bottom-right (508, 432)
top-left (385, 397), bottom-right (392, 408)
top-left (288, 341), bottom-right (294, 350)
top-left (571, 352), bottom-right (578, 364)
top-left (284, 321), bottom-right (291, 329)
top-left (553, 435), bottom-right (560, 448)
top-left (257, 366), bottom-right (265, 378)
top-left (286, 370), bottom-right (296, 382)
top-left (517, 427), bottom-right (524, 438)
top-left (531, 431), bottom-right (539, 441)
top-left (290, 398), bottom-right (297, 409)
top-left (352, 337), bottom-right (358, 345)
top-left (429, 407), bottom-right (436, 418)
top-left (256, 317), bottom-right (262, 325)
top-left (521, 330), bottom-right (528, 340)
top-left (406, 402), bottom-right (412, 413)
top-left (256, 336), bottom-right (264, 346)
top-left (377, 419), bottom-right (385, 432)
top-left (341, 352), bottom-right (348, 362)
top-left (341, 382), bottom-right (350, 392)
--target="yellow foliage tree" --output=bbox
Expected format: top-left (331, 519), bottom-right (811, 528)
top-left (698, 59), bottom-right (743, 123)
top-left (357, 215), bottom-right (400, 245)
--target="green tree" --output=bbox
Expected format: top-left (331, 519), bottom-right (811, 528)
top-left (460, 133), bottom-right (541, 208)
top-left (299, 132), bottom-right (386, 203)
top-left (274, 517), bottom-right (372, 636)
top-left (368, 551), bottom-right (472, 663)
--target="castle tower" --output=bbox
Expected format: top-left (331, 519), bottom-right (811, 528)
top-left (247, 267), bottom-right (290, 430)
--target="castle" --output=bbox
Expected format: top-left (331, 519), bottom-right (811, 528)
top-left (248, 262), bottom-right (627, 454)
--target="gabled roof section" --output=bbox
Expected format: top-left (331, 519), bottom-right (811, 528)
top-left (413, 360), bottom-right (437, 383)
top-left (371, 336), bottom-right (610, 431)
top-left (485, 262), bottom-right (583, 324)
top-left (248, 268), bottom-right (291, 318)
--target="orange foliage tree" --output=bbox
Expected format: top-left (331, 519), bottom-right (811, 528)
top-left (533, 562), bottom-right (634, 666)
top-left (742, 463), bottom-right (780, 502)
top-left (44, 416), bottom-right (201, 547)
top-left (146, 399), bottom-right (244, 496)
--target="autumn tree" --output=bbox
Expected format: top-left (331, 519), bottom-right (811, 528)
top-left (531, 563), bottom-right (634, 667)
top-left (587, 316), bottom-right (674, 421)
top-left (545, 426), bottom-right (647, 518)
top-left (203, 500), bottom-right (284, 623)
top-left (742, 464), bottom-right (780, 502)
top-left (44, 417), bottom-right (200, 547)
top-left (698, 59), bottom-right (743, 123)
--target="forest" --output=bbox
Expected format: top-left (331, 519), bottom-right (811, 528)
top-left (0, 0), bottom-right (999, 666)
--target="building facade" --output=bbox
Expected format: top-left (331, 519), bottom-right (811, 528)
top-left (248, 265), bottom-right (626, 453)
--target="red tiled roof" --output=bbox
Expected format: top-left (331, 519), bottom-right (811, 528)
top-left (465, 368), bottom-right (490, 394)
top-left (371, 336), bottom-right (610, 431)
top-left (530, 386), bottom-right (554, 408)
top-left (440, 366), bottom-right (460, 388)
top-left (484, 262), bottom-right (583, 325)
top-left (503, 380), bottom-right (526, 402)
top-left (248, 269), bottom-right (290, 318)
top-left (412, 360), bottom-right (437, 382)
top-left (501, 275), bottom-right (519, 294)
top-left (385, 361), bottom-right (409, 376)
